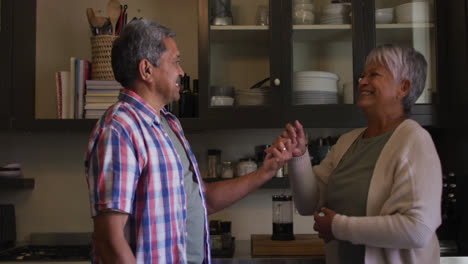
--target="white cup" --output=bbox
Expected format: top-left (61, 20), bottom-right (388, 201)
top-left (256, 5), bottom-right (269, 25)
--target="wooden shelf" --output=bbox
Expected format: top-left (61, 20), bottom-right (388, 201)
top-left (204, 177), bottom-right (290, 189)
top-left (210, 25), bottom-right (269, 42)
top-left (293, 24), bottom-right (352, 42)
top-left (0, 178), bottom-right (35, 190)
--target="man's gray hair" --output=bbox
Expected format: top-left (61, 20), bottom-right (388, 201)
top-left (366, 44), bottom-right (427, 114)
top-left (111, 19), bottom-right (176, 88)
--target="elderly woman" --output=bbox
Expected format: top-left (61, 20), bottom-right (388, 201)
top-left (269, 44), bottom-right (442, 264)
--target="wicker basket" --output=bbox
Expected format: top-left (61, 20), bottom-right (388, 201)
top-left (90, 35), bottom-right (117, 80)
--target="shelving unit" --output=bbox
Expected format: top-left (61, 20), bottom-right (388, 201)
top-left (0, 178), bottom-right (35, 190)
top-left (204, 177), bottom-right (290, 189)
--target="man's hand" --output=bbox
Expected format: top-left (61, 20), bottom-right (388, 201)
top-left (313, 207), bottom-right (337, 243)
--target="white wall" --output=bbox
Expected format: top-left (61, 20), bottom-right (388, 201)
top-left (0, 127), bottom-right (352, 242)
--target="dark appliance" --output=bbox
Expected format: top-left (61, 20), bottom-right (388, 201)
top-left (0, 204), bottom-right (16, 250)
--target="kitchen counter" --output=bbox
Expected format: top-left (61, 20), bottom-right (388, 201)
top-left (0, 240), bottom-right (467, 263)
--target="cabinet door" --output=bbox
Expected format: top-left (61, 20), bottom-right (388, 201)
top-left (374, 0), bottom-right (438, 125)
top-left (198, 0), bottom-right (284, 128)
top-left (0, 0), bottom-right (12, 129)
top-left (282, 0), bottom-right (366, 127)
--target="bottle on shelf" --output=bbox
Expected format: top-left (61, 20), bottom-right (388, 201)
top-left (192, 79), bottom-right (199, 117)
top-left (179, 74), bottom-right (194, 117)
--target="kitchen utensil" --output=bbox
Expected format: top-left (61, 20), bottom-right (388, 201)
top-left (250, 77), bottom-right (270, 89)
top-left (107, 0), bottom-right (121, 35)
top-left (86, 8), bottom-right (109, 28)
top-left (86, 8), bottom-right (96, 27)
top-left (272, 194), bottom-right (295, 241)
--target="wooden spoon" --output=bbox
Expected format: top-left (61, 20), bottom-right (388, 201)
top-left (86, 8), bottom-right (97, 27)
top-left (107, 0), bottom-right (121, 35)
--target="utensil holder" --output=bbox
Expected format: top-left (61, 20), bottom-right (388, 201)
top-left (90, 35), bottom-right (116, 80)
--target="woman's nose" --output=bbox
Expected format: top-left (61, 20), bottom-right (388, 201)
top-left (178, 65), bottom-right (185, 76)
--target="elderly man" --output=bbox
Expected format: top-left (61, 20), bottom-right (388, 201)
top-left (85, 19), bottom-right (285, 264)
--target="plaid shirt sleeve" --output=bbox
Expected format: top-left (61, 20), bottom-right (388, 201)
top-left (88, 125), bottom-right (141, 216)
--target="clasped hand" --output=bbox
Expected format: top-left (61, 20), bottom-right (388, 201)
top-left (314, 207), bottom-right (336, 243)
top-left (265, 120), bottom-right (307, 160)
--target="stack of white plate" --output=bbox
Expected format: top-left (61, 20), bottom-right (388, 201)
top-left (293, 71), bottom-right (339, 105)
top-left (235, 87), bottom-right (272, 106)
top-left (395, 1), bottom-right (433, 23)
top-left (320, 3), bottom-right (351, 24)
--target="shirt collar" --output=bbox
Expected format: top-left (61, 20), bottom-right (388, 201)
top-left (118, 89), bottom-right (175, 125)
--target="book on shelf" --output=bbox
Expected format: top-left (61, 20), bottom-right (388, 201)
top-left (75, 59), bottom-right (90, 119)
top-left (85, 95), bottom-right (119, 103)
top-left (67, 57), bottom-right (76, 119)
top-left (85, 109), bottom-right (106, 119)
top-left (86, 80), bottom-right (123, 88)
top-left (86, 89), bottom-right (120, 96)
top-left (55, 71), bottom-right (70, 119)
top-left (84, 102), bottom-right (114, 110)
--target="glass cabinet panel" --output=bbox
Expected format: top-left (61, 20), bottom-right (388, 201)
top-left (375, 0), bottom-right (436, 104)
top-left (291, 0), bottom-right (354, 106)
top-left (209, 0), bottom-right (274, 109)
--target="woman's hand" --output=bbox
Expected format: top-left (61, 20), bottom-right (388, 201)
top-left (280, 120), bottom-right (307, 157)
top-left (313, 207), bottom-right (336, 243)
top-left (262, 138), bottom-right (293, 175)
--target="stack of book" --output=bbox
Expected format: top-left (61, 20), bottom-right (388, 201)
top-left (84, 80), bottom-right (122, 119)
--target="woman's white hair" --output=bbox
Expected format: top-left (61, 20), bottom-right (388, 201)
top-left (366, 44), bottom-right (427, 114)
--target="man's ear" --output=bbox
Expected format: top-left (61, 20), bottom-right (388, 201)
top-left (138, 59), bottom-right (154, 82)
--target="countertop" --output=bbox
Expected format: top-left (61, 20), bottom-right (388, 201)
top-left (0, 240), bottom-right (467, 263)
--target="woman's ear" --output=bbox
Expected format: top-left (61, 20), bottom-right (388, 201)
top-left (399, 79), bottom-right (411, 99)
top-left (138, 59), bottom-right (154, 82)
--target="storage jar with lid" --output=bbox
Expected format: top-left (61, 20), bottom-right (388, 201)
top-left (237, 158), bottom-right (257, 177)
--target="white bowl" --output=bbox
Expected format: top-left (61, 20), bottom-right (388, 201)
top-left (376, 7), bottom-right (393, 14)
top-left (376, 9), bottom-right (393, 24)
top-left (322, 3), bottom-right (351, 15)
top-left (210, 96), bottom-right (234, 106)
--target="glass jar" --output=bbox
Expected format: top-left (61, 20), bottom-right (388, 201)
top-left (221, 161), bottom-right (234, 179)
top-left (237, 158), bottom-right (257, 177)
top-left (207, 149), bottom-right (221, 179)
top-left (293, 0), bottom-right (315, 25)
